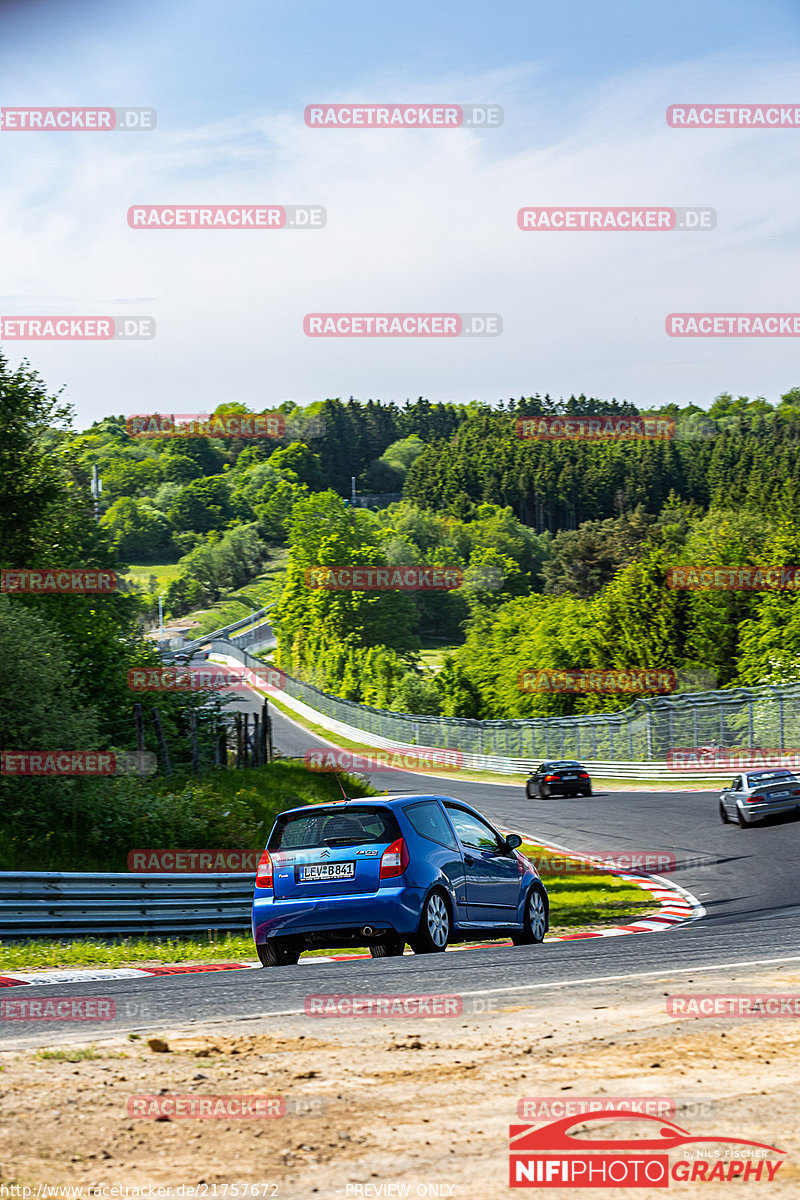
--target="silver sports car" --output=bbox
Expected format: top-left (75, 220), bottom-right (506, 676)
top-left (719, 769), bottom-right (800, 828)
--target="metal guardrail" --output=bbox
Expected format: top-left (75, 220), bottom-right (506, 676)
top-left (228, 619), bottom-right (276, 650)
top-left (180, 607), bottom-right (271, 653)
top-left (0, 873), bottom-right (253, 939)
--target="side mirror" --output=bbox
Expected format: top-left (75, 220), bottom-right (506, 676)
top-left (505, 833), bottom-right (522, 850)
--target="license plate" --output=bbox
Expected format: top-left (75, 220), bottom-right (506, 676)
top-left (771, 791), bottom-right (789, 799)
top-left (298, 862), bottom-right (355, 882)
top-left (563, 774), bottom-right (576, 779)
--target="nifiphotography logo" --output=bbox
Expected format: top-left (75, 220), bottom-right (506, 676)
top-left (509, 1112), bottom-right (785, 1187)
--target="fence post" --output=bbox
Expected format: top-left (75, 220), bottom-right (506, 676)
top-left (748, 696), bottom-right (754, 749)
top-left (243, 712), bottom-right (250, 767)
top-left (214, 722), bottom-right (227, 767)
top-left (152, 708), bottom-right (172, 776)
top-left (261, 701), bottom-right (271, 763)
top-left (133, 703), bottom-right (145, 755)
top-left (189, 710), bottom-right (199, 774)
top-left (235, 713), bottom-right (242, 768)
top-left (646, 705), bottom-right (653, 760)
top-left (779, 692), bottom-right (785, 750)
top-left (252, 713), bottom-right (260, 766)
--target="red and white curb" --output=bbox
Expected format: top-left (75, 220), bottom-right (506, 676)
top-left (511, 830), bottom-right (705, 942)
top-left (0, 838), bottom-right (704, 989)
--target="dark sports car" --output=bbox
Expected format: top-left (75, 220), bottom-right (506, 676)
top-left (526, 760), bottom-right (592, 799)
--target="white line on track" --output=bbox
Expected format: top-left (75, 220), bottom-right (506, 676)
top-left (190, 953), bottom-right (800, 1022)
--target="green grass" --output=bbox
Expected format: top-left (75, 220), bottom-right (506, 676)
top-left (35, 1046), bottom-right (112, 1062)
top-left (0, 934), bottom-right (258, 972)
top-left (186, 552), bottom-right (288, 637)
top-left (519, 841), bottom-right (660, 930)
top-left (418, 638), bottom-right (462, 671)
top-left (123, 563), bottom-right (183, 591)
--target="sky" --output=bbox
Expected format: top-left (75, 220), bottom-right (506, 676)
top-left (1, 0), bottom-right (799, 427)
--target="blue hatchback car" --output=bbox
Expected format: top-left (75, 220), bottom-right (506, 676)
top-left (252, 794), bottom-right (548, 965)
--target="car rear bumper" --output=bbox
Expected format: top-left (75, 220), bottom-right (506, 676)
top-left (739, 798), bottom-right (800, 822)
top-left (252, 885), bottom-right (426, 943)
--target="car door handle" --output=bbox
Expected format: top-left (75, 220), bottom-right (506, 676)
top-left (464, 854), bottom-right (475, 865)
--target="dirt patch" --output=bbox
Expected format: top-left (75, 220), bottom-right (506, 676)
top-left (1, 966), bottom-right (798, 1197)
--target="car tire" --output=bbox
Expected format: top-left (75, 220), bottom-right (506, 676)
top-left (540, 784), bottom-right (550, 800)
top-left (257, 938), bottom-right (301, 967)
top-left (410, 890), bottom-right (451, 954)
top-left (736, 805), bottom-right (750, 829)
top-left (719, 801), bottom-right (730, 824)
top-left (370, 937), bottom-right (405, 958)
top-left (511, 883), bottom-right (549, 945)
top-left (525, 780), bottom-right (537, 799)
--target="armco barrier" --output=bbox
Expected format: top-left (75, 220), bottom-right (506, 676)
top-left (209, 644), bottom-right (786, 779)
top-left (0, 872), bottom-right (253, 939)
top-left (179, 606), bottom-right (271, 654)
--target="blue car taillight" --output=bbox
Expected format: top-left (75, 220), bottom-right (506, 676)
top-left (255, 848), bottom-right (273, 888)
top-left (379, 837), bottom-right (409, 879)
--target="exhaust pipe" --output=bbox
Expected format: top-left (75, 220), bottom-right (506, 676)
top-left (361, 925), bottom-right (375, 937)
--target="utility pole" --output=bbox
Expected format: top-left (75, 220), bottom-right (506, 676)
top-left (351, 475), bottom-right (356, 507)
top-left (90, 465), bottom-right (102, 522)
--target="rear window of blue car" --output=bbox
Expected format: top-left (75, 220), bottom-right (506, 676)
top-left (269, 806), bottom-right (400, 851)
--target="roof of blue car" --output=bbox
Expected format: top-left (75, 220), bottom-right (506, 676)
top-left (277, 794), bottom-right (463, 817)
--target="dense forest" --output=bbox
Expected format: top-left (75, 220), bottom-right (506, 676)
top-left (4, 348), bottom-right (800, 737)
